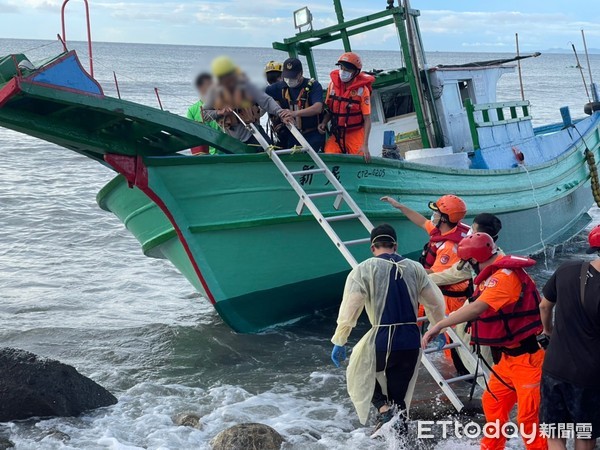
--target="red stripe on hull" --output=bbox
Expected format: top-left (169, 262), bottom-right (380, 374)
top-left (0, 78), bottom-right (21, 108)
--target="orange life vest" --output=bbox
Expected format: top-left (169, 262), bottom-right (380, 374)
top-left (420, 222), bottom-right (470, 270)
top-left (326, 70), bottom-right (374, 131)
top-left (420, 222), bottom-right (472, 298)
top-left (471, 256), bottom-right (543, 348)
top-left (213, 83), bottom-right (261, 129)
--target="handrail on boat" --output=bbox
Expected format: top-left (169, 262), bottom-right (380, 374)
top-left (465, 98), bottom-right (532, 149)
top-left (60, 0), bottom-right (94, 77)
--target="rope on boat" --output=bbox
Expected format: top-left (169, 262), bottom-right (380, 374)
top-left (566, 124), bottom-right (600, 207)
top-left (585, 149), bottom-right (600, 207)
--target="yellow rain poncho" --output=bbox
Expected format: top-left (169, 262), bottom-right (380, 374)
top-left (331, 256), bottom-right (446, 425)
top-left (429, 261), bottom-right (494, 373)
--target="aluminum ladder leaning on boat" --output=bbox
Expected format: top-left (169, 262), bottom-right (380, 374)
top-left (232, 111), bottom-right (488, 412)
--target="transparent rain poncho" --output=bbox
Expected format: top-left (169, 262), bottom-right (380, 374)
top-left (331, 256), bottom-right (446, 425)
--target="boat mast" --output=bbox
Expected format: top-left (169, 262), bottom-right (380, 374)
top-left (333, 0), bottom-right (351, 52)
top-left (400, 0), bottom-right (435, 148)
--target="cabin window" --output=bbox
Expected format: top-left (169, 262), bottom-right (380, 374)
top-left (380, 84), bottom-right (415, 122)
top-left (458, 79), bottom-right (475, 106)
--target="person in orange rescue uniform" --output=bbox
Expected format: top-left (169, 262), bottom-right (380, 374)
top-left (423, 233), bottom-right (547, 450)
top-left (380, 194), bottom-right (472, 314)
top-left (318, 52), bottom-right (374, 162)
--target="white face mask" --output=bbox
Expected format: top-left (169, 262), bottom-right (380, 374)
top-left (339, 69), bottom-right (354, 83)
top-left (430, 212), bottom-right (441, 226)
top-left (466, 228), bottom-right (474, 237)
top-left (284, 77), bottom-right (300, 88)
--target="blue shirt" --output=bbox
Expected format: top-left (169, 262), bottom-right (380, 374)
top-left (266, 78), bottom-right (324, 131)
top-left (375, 253), bottom-right (421, 352)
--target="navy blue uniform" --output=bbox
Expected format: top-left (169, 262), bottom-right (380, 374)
top-left (265, 78), bottom-right (325, 151)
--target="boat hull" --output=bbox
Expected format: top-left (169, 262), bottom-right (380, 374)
top-left (97, 120), bottom-right (600, 332)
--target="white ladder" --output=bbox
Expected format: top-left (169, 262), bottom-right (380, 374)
top-left (240, 117), bottom-right (488, 411)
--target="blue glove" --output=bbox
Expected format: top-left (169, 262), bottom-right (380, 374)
top-left (331, 345), bottom-right (347, 368)
top-left (434, 334), bottom-right (447, 351)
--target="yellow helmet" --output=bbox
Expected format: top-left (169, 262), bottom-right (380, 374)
top-left (264, 60), bottom-right (283, 73)
top-left (211, 56), bottom-right (238, 78)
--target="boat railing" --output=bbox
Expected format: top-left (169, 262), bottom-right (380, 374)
top-left (60, 0), bottom-right (94, 77)
top-left (464, 98), bottom-right (533, 149)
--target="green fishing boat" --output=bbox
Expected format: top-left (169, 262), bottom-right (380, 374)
top-left (1, 1), bottom-right (599, 333)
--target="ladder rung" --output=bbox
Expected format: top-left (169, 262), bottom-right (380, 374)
top-left (324, 213), bottom-right (361, 223)
top-left (308, 190), bottom-right (343, 199)
top-left (274, 148), bottom-right (302, 155)
top-left (445, 373), bottom-right (479, 384)
top-left (290, 168), bottom-right (325, 176)
top-left (424, 342), bottom-right (462, 354)
top-left (343, 238), bottom-right (371, 246)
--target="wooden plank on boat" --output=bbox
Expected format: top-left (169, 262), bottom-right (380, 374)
top-left (478, 116), bottom-right (532, 127)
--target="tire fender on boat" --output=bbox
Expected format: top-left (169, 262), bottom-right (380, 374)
top-left (584, 102), bottom-right (600, 115)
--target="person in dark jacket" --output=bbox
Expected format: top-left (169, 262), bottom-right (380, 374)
top-left (538, 224), bottom-right (600, 450)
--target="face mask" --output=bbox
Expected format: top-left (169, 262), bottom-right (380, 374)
top-left (470, 261), bottom-right (481, 275)
top-left (430, 212), bottom-right (441, 226)
top-left (339, 69), bottom-right (354, 83)
top-left (284, 77), bottom-right (300, 88)
top-left (466, 228), bottom-right (474, 237)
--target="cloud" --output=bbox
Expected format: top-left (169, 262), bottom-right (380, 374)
top-left (3, 1), bottom-right (600, 51)
top-left (0, 1), bottom-right (19, 12)
top-left (419, 9), bottom-right (600, 50)
top-left (7, 0), bottom-right (60, 12)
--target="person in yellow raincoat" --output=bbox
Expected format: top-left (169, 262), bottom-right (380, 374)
top-left (330, 224), bottom-right (446, 435)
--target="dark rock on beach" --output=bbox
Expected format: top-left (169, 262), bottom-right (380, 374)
top-left (0, 437), bottom-right (14, 450)
top-left (172, 412), bottom-right (202, 429)
top-left (0, 347), bottom-right (117, 422)
top-left (40, 429), bottom-right (71, 442)
top-left (211, 423), bottom-right (284, 450)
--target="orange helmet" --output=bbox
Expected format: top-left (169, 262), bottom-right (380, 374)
top-left (429, 195), bottom-right (467, 223)
top-left (337, 52), bottom-right (362, 70)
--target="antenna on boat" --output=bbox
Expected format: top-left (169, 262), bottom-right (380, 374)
top-left (113, 72), bottom-right (121, 99)
top-left (515, 33), bottom-right (525, 101)
top-left (60, 0), bottom-right (94, 77)
top-left (570, 43), bottom-right (591, 103)
top-left (154, 88), bottom-right (164, 111)
top-left (581, 29), bottom-right (596, 102)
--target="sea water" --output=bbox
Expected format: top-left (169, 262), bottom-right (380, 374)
top-left (0, 38), bottom-right (599, 449)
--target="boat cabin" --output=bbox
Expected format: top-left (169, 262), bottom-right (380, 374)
top-left (273, 1), bottom-right (537, 167)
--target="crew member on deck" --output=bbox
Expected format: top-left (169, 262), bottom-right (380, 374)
top-left (186, 72), bottom-right (221, 155)
top-left (264, 61), bottom-right (283, 86)
top-left (266, 58), bottom-right (325, 151)
top-left (319, 52), bottom-right (374, 162)
top-left (203, 56), bottom-right (291, 149)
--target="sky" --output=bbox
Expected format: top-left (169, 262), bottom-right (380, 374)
top-left (1, 0), bottom-right (600, 52)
